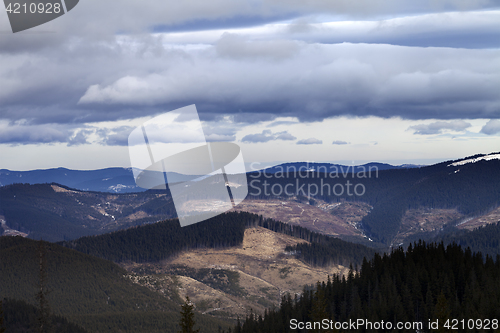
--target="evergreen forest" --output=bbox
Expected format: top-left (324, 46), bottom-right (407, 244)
top-left (236, 241), bottom-right (500, 333)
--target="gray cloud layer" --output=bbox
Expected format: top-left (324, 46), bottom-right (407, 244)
top-left (76, 41), bottom-right (500, 123)
top-left (481, 120), bottom-right (500, 135)
top-left (297, 138), bottom-right (322, 145)
top-left (1, 3), bottom-right (499, 148)
top-left (241, 129), bottom-right (296, 143)
top-left (408, 120), bottom-right (472, 135)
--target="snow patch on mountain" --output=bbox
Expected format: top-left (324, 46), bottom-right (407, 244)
top-left (107, 184), bottom-right (138, 193)
top-left (448, 153), bottom-right (500, 167)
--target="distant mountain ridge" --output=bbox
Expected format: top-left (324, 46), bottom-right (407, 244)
top-left (260, 162), bottom-right (421, 174)
top-left (0, 167), bottom-right (139, 193)
top-left (0, 167), bottom-right (198, 193)
top-left (1, 152), bottom-right (499, 245)
top-left (0, 162), bottom-right (420, 193)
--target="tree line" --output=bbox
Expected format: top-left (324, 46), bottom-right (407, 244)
top-left (62, 212), bottom-right (376, 268)
top-left (234, 241), bottom-right (500, 332)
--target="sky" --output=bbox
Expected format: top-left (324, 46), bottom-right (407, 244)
top-left (0, 0), bottom-right (499, 171)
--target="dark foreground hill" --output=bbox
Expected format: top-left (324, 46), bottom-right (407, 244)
top-left (1, 298), bottom-right (88, 333)
top-left (0, 236), bottom-right (230, 333)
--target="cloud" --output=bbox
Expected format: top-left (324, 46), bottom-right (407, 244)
top-left (281, 11), bottom-right (500, 49)
top-left (201, 120), bottom-right (238, 142)
top-left (332, 140), bottom-right (349, 145)
top-left (266, 120), bottom-right (299, 127)
top-left (0, 6), bottom-right (499, 139)
top-left (68, 129), bottom-right (92, 146)
top-left (73, 42), bottom-right (500, 124)
top-left (215, 33), bottom-right (301, 60)
top-left (275, 132), bottom-right (296, 140)
top-left (0, 122), bottom-right (76, 145)
top-left (205, 133), bottom-right (236, 142)
top-left (2, 0), bottom-right (497, 49)
top-left (241, 130), bottom-right (296, 143)
top-left (97, 126), bottom-right (134, 146)
top-left (481, 119), bottom-right (500, 135)
top-left (408, 120), bottom-right (472, 135)
top-left (297, 138), bottom-right (322, 145)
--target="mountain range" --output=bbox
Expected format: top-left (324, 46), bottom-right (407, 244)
top-left (1, 152), bottom-right (500, 246)
top-left (1, 152), bottom-right (500, 333)
top-left (0, 162), bottom-right (421, 193)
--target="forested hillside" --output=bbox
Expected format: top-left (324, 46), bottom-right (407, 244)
top-left (62, 212), bottom-right (376, 268)
top-left (436, 221), bottom-right (500, 259)
top-left (0, 183), bottom-right (176, 242)
top-left (248, 156), bottom-right (500, 244)
top-left (61, 211), bottom-right (255, 262)
top-left (2, 155), bottom-right (499, 246)
top-left (1, 298), bottom-right (88, 333)
top-left (0, 237), bottom-right (230, 333)
top-left (236, 241), bottom-right (500, 333)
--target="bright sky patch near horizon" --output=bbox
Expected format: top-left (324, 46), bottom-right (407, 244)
top-left (0, 1), bottom-right (499, 171)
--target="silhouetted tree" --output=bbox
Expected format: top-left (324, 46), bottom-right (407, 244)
top-left (0, 299), bottom-right (5, 333)
top-left (178, 296), bottom-right (200, 333)
top-left (36, 240), bottom-right (51, 333)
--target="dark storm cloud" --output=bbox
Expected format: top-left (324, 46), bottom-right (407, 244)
top-left (232, 113), bottom-right (277, 124)
top-left (77, 42), bottom-right (500, 123)
top-left (481, 120), bottom-right (500, 135)
top-left (1, 3), bottom-right (499, 142)
top-left (407, 120), bottom-right (472, 135)
top-left (1, 38), bottom-right (499, 128)
top-left (297, 138), bottom-right (322, 145)
top-left (242, 130), bottom-right (296, 143)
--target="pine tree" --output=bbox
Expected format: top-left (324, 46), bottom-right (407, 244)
top-left (178, 296), bottom-right (200, 333)
top-left (0, 299), bottom-right (5, 333)
top-left (309, 282), bottom-right (336, 333)
top-left (432, 292), bottom-right (450, 333)
top-left (36, 240), bottom-right (51, 333)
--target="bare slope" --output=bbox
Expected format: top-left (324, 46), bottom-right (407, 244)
top-left (122, 227), bottom-right (347, 319)
top-left (231, 199), bottom-right (370, 237)
top-left (457, 206), bottom-right (500, 230)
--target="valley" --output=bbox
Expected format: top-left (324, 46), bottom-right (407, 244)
top-left (0, 183), bottom-right (176, 241)
top-left (121, 226), bottom-right (346, 320)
